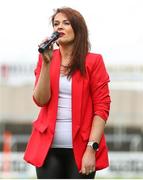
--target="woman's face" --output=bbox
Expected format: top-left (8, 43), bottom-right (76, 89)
top-left (53, 12), bottom-right (75, 45)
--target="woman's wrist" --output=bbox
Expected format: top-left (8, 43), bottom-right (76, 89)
top-left (42, 60), bottom-right (51, 67)
top-left (86, 146), bottom-right (96, 154)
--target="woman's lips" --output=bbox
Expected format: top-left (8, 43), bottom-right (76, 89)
top-left (59, 32), bottom-right (65, 37)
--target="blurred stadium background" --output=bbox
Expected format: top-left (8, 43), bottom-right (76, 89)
top-left (0, 62), bottom-right (143, 179)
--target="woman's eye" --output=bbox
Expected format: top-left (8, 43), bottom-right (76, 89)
top-left (53, 23), bottom-right (58, 26)
top-left (64, 21), bottom-right (70, 25)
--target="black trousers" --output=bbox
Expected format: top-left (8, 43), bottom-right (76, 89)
top-left (36, 148), bottom-right (95, 179)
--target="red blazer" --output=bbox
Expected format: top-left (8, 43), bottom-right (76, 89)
top-left (24, 49), bottom-right (111, 171)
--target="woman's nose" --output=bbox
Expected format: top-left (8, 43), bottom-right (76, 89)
top-left (57, 23), bottom-right (64, 30)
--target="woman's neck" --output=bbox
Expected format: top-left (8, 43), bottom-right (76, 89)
top-left (59, 45), bottom-right (73, 75)
top-left (59, 45), bottom-right (73, 63)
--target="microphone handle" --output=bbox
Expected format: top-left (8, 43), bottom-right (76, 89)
top-left (38, 39), bottom-right (54, 53)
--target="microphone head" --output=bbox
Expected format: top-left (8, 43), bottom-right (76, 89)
top-left (51, 31), bottom-right (60, 40)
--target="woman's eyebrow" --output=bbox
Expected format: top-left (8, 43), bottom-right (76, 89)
top-left (54, 19), bottom-right (69, 23)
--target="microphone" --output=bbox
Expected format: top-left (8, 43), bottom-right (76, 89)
top-left (38, 31), bottom-right (60, 53)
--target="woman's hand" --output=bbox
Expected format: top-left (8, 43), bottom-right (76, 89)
top-left (38, 38), bottom-right (54, 64)
top-left (80, 147), bottom-right (96, 175)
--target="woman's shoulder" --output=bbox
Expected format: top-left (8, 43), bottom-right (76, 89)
top-left (85, 52), bottom-right (104, 67)
top-left (87, 52), bottom-right (102, 57)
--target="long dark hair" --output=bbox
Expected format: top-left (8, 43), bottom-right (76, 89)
top-left (51, 7), bottom-right (90, 77)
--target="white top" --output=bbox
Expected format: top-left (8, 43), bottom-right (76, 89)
top-left (51, 75), bottom-right (72, 148)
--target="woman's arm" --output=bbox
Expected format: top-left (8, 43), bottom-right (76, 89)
top-left (88, 115), bottom-right (106, 144)
top-left (80, 54), bottom-right (111, 175)
top-left (33, 60), bottom-right (51, 106)
top-left (33, 47), bottom-right (53, 107)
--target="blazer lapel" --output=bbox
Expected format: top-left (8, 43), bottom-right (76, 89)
top-left (72, 71), bottom-right (83, 140)
top-left (47, 50), bottom-right (61, 131)
top-left (50, 50), bottom-right (61, 93)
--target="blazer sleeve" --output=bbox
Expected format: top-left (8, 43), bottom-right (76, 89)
top-left (90, 54), bottom-right (111, 121)
top-left (34, 54), bottom-right (42, 87)
top-left (32, 54), bottom-right (43, 106)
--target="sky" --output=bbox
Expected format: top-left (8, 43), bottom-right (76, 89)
top-left (0, 0), bottom-right (143, 65)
